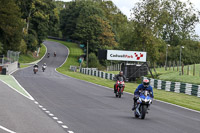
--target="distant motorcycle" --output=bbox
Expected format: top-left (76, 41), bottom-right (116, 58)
top-left (33, 67), bottom-right (38, 74)
top-left (42, 65), bottom-right (46, 72)
top-left (47, 53), bottom-right (50, 58)
top-left (115, 77), bottom-right (125, 98)
top-left (134, 90), bottom-right (152, 119)
top-left (54, 52), bottom-right (56, 57)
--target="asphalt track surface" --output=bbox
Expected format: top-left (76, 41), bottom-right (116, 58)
top-left (13, 40), bottom-right (200, 133)
top-left (0, 80), bottom-right (66, 133)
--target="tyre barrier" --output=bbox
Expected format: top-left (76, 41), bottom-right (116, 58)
top-left (81, 68), bottom-right (115, 80)
top-left (142, 77), bottom-right (200, 98)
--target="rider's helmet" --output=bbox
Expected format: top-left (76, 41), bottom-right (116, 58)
top-left (119, 71), bottom-right (123, 76)
top-left (44, 63), bottom-right (46, 65)
top-left (143, 79), bottom-right (149, 88)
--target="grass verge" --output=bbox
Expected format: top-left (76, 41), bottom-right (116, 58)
top-left (0, 75), bottom-right (30, 98)
top-left (19, 43), bottom-right (46, 64)
top-left (48, 39), bottom-right (200, 112)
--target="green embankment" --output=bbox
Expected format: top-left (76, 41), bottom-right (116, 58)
top-left (19, 43), bottom-right (46, 64)
top-left (49, 39), bottom-right (200, 111)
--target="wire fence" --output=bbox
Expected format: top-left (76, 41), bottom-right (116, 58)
top-left (0, 50), bottom-right (20, 65)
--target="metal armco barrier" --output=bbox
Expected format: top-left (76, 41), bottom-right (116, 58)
top-left (81, 68), bottom-right (115, 81)
top-left (142, 77), bottom-right (200, 98)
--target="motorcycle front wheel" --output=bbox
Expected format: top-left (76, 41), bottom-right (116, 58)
top-left (141, 105), bottom-right (147, 119)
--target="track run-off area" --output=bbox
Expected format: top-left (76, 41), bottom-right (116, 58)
top-left (0, 40), bottom-right (197, 133)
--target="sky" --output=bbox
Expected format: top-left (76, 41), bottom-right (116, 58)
top-left (57, 0), bottom-right (200, 37)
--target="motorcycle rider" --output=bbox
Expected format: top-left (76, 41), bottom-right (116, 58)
top-left (54, 51), bottom-right (56, 57)
top-left (114, 71), bottom-right (126, 93)
top-left (132, 79), bottom-right (154, 111)
top-left (33, 63), bottom-right (39, 68)
top-left (42, 63), bottom-right (47, 71)
top-left (47, 52), bottom-right (50, 58)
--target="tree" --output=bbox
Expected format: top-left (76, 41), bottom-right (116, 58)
top-left (0, 0), bottom-right (23, 53)
top-left (130, 0), bottom-right (164, 62)
top-left (161, 0), bottom-right (200, 45)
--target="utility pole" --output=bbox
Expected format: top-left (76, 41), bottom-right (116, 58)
top-left (86, 40), bottom-right (88, 68)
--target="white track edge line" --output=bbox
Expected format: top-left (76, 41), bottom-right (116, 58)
top-left (0, 125), bottom-right (16, 133)
top-left (0, 79), bottom-right (33, 101)
top-left (10, 75), bottom-right (34, 100)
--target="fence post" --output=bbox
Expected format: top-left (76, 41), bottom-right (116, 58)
top-left (177, 61), bottom-right (179, 71)
top-left (193, 64), bottom-right (195, 76)
top-left (173, 61), bottom-right (175, 71)
top-left (187, 65), bottom-right (189, 75)
top-left (182, 63), bottom-right (184, 75)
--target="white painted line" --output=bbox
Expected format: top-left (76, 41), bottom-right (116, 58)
top-left (7, 43), bottom-right (48, 100)
top-left (34, 101), bottom-right (38, 104)
top-left (49, 114), bottom-right (54, 116)
top-left (0, 79), bottom-right (34, 101)
top-left (10, 75), bottom-right (34, 100)
top-left (39, 105), bottom-right (43, 108)
top-left (57, 121), bottom-right (63, 124)
top-left (53, 117), bottom-right (58, 120)
top-left (0, 125), bottom-right (16, 133)
top-left (45, 111), bottom-right (50, 114)
top-left (41, 107), bottom-right (46, 110)
top-left (68, 131), bottom-right (74, 133)
top-left (62, 125), bottom-right (68, 128)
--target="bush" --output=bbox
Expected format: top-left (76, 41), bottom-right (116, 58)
top-left (19, 39), bottom-right (27, 54)
top-left (88, 53), bottom-right (100, 68)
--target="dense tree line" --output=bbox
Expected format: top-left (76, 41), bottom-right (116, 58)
top-left (0, 0), bottom-right (200, 66)
top-left (0, 0), bottom-right (58, 54)
top-left (58, 0), bottom-right (200, 66)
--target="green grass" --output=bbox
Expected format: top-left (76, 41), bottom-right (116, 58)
top-left (151, 65), bottom-right (200, 85)
top-left (48, 39), bottom-right (200, 112)
top-left (20, 64), bottom-right (29, 68)
top-left (105, 64), bottom-right (200, 85)
top-left (0, 75), bottom-right (30, 98)
top-left (19, 43), bottom-right (46, 64)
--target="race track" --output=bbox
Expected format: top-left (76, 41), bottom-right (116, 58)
top-left (13, 40), bottom-right (200, 133)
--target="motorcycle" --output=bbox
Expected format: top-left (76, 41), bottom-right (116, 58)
top-left (47, 53), bottom-right (50, 58)
top-left (134, 90), bottom-right (152, 119)
top-left (33, 67), bottom-right (38, 74)
top-left (54, 52), bottom-right (56, 57)
top-left (115, 77), bottom-right (125, 98)
top-left (42, 65), bottom-right (46, 72)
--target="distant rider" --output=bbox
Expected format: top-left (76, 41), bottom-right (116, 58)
top-left (132, 79), bottom-right (154, 110)
top-left (114, 71), bottom-right (126, 93)
top-left (33, 63), bottom-right (39, 68)
top-left (47, 52), bottom-right (50, 57)
top-left (54, 51), bottom-right (56, 57)
top-left (42, 63), bottom-right (47, 68)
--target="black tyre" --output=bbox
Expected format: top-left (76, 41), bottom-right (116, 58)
top-left (135, 113), bottom-right (139, 118)
top-left (141, 105), bottom-right (147, 119)
top-left (118, 92), bottom-right (121, 98)
top-left (115, 92), bottom-right (118, 97)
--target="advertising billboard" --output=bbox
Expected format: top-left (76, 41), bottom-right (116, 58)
top-left (107, 50), bottom-right (147, 62)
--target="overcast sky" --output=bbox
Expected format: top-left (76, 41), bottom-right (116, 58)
top-left (57, 0), bottom-right (200, 36)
